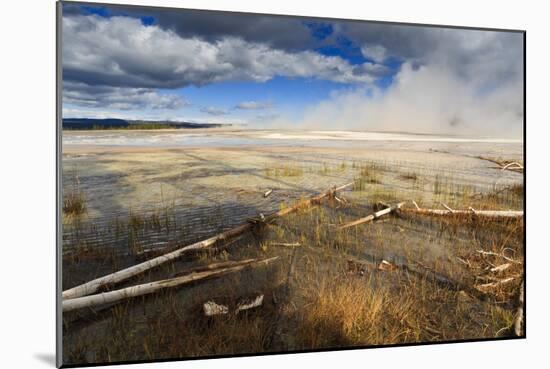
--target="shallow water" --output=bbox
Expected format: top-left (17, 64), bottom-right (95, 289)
top-left (61, 129), bottom-right (523, 255)
top-left (63, 129), bottom-right (522, 148)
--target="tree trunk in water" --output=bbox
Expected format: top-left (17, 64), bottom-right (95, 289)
top-left (339, 202), bottom-right (405, 229)
top-left (63, 182), bottom-right (353, 300)
top-left (401, 208), bottom-right (523, 218)
top-left (63, 256), bottom-right (279, 312)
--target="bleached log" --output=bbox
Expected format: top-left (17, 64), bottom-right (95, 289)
top-left (63, 182), bottom-right (353, 300)
top-left (477, 156), bottom-right (523, 173)
top-left (475, 277), bottom-right (515, 292)
top-left (263, 189), bottom-right (273, 198)
top-left (334, 195), bottom-right (347, 204)
top-left (172, 258), bottom-right (254, 278)
top-left (501, 162), bottom-right (524, 171)
top-left (203, 294), bottom-right (264, 316)
top-left (476, 249), bottom-right (521, 264)
top-left (490, 263), bottom-right (512, 273)
top-left (63, 257), bottom-right (279, 312)
top-left (268, 182), bottom-right (353, 220)
top-left (203, 301), bottom-right (229, 316)
top-left (62, 222), bottom-right (254, 300)
top-left (236, 294), bottom-right (264, 313)
top-left (402, 208), bottom-right (523, 218)
top-left (339, 202), bottom-right (405, 229)
top-left (270, 242), bottom-right (301, 247)
top-left (378, 260), bottom-right (398, 271)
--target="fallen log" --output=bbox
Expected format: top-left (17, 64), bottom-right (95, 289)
top-left (378, 259), bottom-right (398, 271)
top-left (401, 207), bottom-right (523, 218)
top-left (63, 257), bottom-right (279, 312)
top-left (63, 182), bottom-right (353, 300)
top-left (267, 182), bottom-right (353, 220)
top-left (476, 249), bottom-right (521, 264)
top-left (203, 301), bottom-right (229, 316)
top-left (62, 222), bottom-right (253, 300)
top-left (236, 294), bottom-right (264, 313)
top-left (477, 156), bottom-right (524, 173)
top-left (171, 258), bottom-right (255, 278)
top-left (204, 294), bottom-right (265, 316)
top-left (270, 242), bottom-right (301, 247)
top-left (339, 202), bottom-right (405, 229)
top-left (263, 189), bottom-right (273, 198)
top-left (475, 277), bottom-right (515, 292)
top-left (490, 263), bottom-right (512, 273)
top-left (501, 162), bottom-right (524, 172)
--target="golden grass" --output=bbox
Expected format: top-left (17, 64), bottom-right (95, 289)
top-left (61, 161), bottom-right (524, 364)
top-left (265, 164), bottom-right (304, 177)
top-left (295, 277), bottom-right (394, 348)
top-left (63, 192), bottom-right (87, 216)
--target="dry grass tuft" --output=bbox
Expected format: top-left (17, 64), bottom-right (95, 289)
top-left (400, 172), bottom-right (418, 181)
top-left (295, 277), bottom-right (391, 348)
top-left (63, 192), bottom-right (87, 216)
top-left (265, 165), bottom-right (304, 177)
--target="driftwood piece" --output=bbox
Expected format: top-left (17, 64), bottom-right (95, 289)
top-left (490, 263), bottom-right (512, 273)
top-left (203, 294), bottom-right (265, 316)
top-left (236, 294), bottom-right (264, 313)
top-left (267, 182), bottom-right (353, 221)
top-left (476, 249), bottom-right (521, 264)
top-left (203, 301), bottom-right (229, 316)
top-left (378, 260), bottom-right (398, 271)
top-left (63, 182), bottom-right (352, 300)
top-left (501, 162), bottom-right (524, 172)
top-left (63, 257), bottom-right (279, 312)
top-left (402, 207), bottom-right (523, 218)
top-left (334, 195), bottom-right (347, 205)
top-left (270, 242), bottom-right (301, 247)
top-left (339, 202), bottom-right (405, 229)
top-left (171, 258), bottom-right (255, 278)
top-left (263, 189), bottom-right (273, 198)
top-left (477, 156), bottom-right (524, 173)
top-left (475, 277), bottom-right (515, 292)
top-left (62, 222), bottom-right (254, 300)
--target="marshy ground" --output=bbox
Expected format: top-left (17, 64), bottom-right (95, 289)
top-left (61, 129), bottom-right (524, 365)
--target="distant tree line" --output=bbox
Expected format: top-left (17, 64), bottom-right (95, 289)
top-left (62, 118), bottom-right (228, 130)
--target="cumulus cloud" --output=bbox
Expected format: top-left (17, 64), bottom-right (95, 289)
top-left (361, 45), bottom-right (387, 63)
top-left (200, 106), bottom-right (230, 116)
top-left (63, 3), bottom-right (315, 51)
top-left (335, 23), bottom-right (523, 89)
top-left (235, 101), bottom-right (273, 110)
top-left (61, 7), bottom-right (523, 137)
top-left (266, 24), bottom-right (524, 138)
top-left (62, 15), bottom-right (381, 91)
top-left (63, 82), bottom-right (188, 110)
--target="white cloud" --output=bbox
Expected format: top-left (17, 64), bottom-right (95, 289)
top-left (63, 82), bottom-right (188, 110)
top-left (63, 15), bottom-right (381, 89)
top-left (361, 44), bottom-right (387, 63)
top-left (62, 14), bottom-right (523, 137)
top-left (235, 101), bottom-right (273, 110)
top-left (200, 106), bottom-right (230, 116)
top-left (279, 26), bottom-right (524, 138)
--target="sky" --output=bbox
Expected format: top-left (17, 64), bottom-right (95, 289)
top-left (61, 2), bottom-right (524, 137)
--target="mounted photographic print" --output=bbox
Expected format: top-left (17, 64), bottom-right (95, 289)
top-left (57, 1), bottom-right (525, 367)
